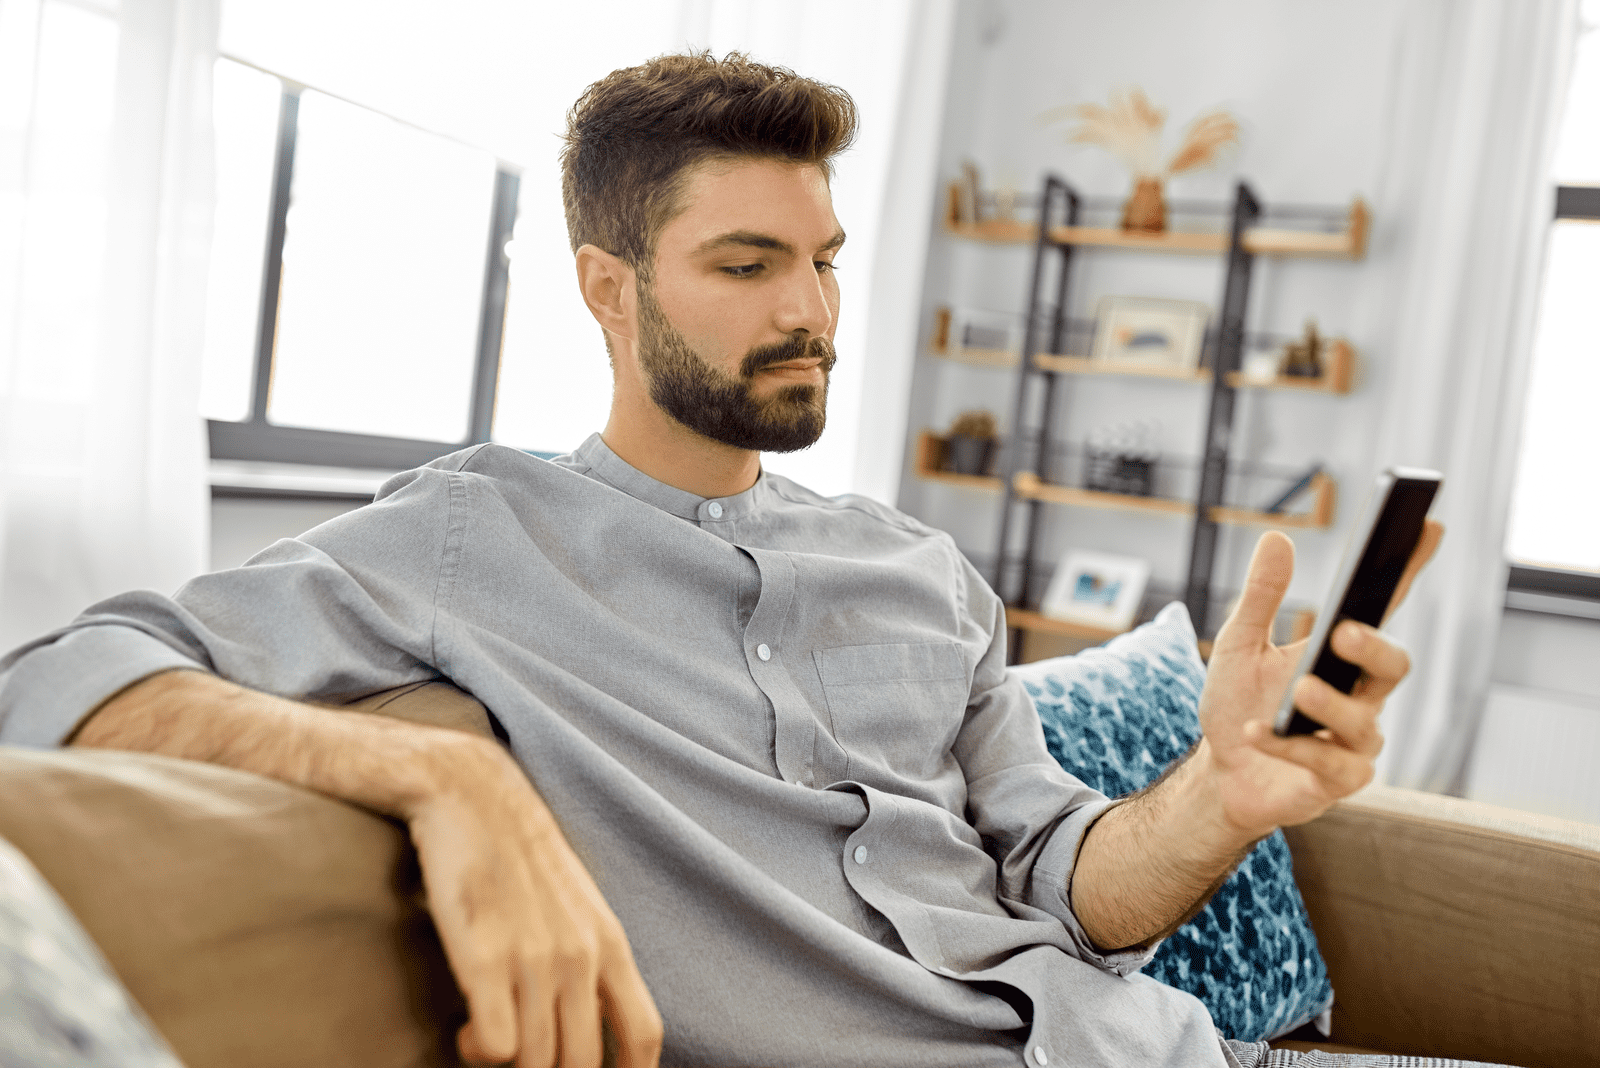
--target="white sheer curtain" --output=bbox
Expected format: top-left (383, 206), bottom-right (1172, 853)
top-left (0, 0), bottom-right (216, 651)
top-left (681, 0), bottom-right (958, 503)
top-left (1370, 0), bottom-right (1578, 792)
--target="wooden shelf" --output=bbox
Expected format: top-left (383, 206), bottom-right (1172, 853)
top-left (928, 341), bottom-right (1019, 369)
top-left (945, 194), bottom-right (1369, 260)
top-left (1226, 339), bottom-right (1355, 394)
top-left (1012, 470), bottom-right (1337, 530)
top-left (1032, 353), bottom-right (1208, 382)
top-left (914, 431), bottom-right (1002, 491)
top-left (1013, 471), bottom-right (1193, 515)
top-left (1005, 607), bottom-right (1124, 642)
top-left (945, 218), bottom-right (1036, 243)
top-left (1210, 472), bottom-right (1337, 529)
top-left (982, 343), bottom-right (1353, 392)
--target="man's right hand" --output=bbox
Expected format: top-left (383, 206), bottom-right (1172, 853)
top-left (72, 670), bottom-right (664, 1068)
top-left (404, 733), bottom-right (663, 1068)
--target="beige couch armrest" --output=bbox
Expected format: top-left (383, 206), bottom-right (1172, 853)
top-left (0, 681), bottom-right (499, 1068)
top-left (1282, 784), bottom-right (1600, 1068)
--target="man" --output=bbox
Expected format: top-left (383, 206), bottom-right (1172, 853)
top-left (0, 53), bottom-right (1455, 1068)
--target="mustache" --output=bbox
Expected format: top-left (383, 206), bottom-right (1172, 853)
top-left (739, 334), bottom-right (838, 379)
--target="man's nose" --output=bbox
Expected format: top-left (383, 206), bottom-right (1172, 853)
top-left (773, 264), bottom-right (834, 338)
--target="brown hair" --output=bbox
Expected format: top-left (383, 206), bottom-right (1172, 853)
top-left (560, 51), bottom-right (857, 281)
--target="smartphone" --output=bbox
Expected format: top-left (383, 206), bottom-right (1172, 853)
top-left (1273, 467), bottom-right (1442, 737)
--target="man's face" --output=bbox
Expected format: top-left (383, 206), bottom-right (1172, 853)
top-left (637, 158), bottom-right (844, 453)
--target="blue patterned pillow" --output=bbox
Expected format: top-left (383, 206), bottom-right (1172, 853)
top-left (1009, 602), bottom-right (1333, 1042)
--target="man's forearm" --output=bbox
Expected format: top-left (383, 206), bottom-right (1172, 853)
top-left (71, 669), bottom-right (494, 821)
top-left (1068, 740), bottom-right (1259, 951)
top-left (72, 668), bottom-right (665, 1067)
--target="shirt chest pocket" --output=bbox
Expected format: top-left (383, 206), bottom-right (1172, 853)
top-left (814, 642), bottom-right (969, 781)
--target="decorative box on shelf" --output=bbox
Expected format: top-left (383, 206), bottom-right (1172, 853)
top-left (928, 306), bottom-right (1021, 368)
top-left (913, 431), bottom-right (1003, 492)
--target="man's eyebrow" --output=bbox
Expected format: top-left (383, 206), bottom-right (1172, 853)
top-left (692, 229), bottom-right (848, 256)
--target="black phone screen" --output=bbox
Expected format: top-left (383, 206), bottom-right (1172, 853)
top-left (1278, 472), bottom-right (1439, 736)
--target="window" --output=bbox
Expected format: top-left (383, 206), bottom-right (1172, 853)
top-left (201, 59), bottom-right (519, 470)
top-left (1504, 0), bottom-right (1600, 612)
top-left (202, 3), bottom-right (685, 475)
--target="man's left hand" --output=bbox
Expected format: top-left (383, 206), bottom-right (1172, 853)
top-left (1194, 520), bottom-right (1444, 843)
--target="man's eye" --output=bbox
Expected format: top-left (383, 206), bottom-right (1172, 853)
top-left (815, 260), bottom-right (839, 273)
top-left (721, 264), bottom-right (763, 278)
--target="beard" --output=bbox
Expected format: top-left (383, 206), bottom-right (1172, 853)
top-left (635, 285), bottom-right (836, 454)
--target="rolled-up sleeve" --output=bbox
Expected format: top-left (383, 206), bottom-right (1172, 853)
top-left (951, 555), bottom-right (1162, 975)
top-left (0, 625), bottom-right (206, 748)
top-left (0, 460), bottom-right (467, 749)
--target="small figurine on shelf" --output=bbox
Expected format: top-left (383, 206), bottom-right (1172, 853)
top-left (1041, 88), bottom-right (1239, 234)
top-left (944, 410), bottom-right (999, 476)
top-left (952, 160), bottom-right (983, 224)
top-left (1281, 319), bottom-right (1324, 378)
top-left (1084, 420), bottom-right (1160, 496)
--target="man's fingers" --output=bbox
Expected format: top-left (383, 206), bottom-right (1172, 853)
top-left (1290, 676), bottom-right (1384, 757)
top-left (514, 959), bottom-right (559, 1068)
top-left (1382, 518), bottom-right (1444, 625)
top-left (1329, 621), bottom-right (1411, 701)
top-left (1221, 532), bottom-right (1295, 645)
top-left (410, 750), bottom-right (658, 1068)
top-left (457, 1022), bottom-right (495, 1067)
top-left (603, 963), bottom-right (666, 1068)
top-left (455, 970), bottom-right (518, 1065)
top-left (552, 973), bottom-right (605, 1068)
top-left (1244, 720), bottom-right (1375, 796)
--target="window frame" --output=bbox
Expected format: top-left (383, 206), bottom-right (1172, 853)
top-left (205, 69), bottom-right (521, 472)
top-left (1503, 183), bottom-right (1600, 613)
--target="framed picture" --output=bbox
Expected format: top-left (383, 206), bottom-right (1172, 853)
top-left (1091, 296), bottom-right (1209, 370)
top-left (1041, 550), bottom-right (1151, 631)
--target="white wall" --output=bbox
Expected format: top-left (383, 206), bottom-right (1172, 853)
top-left (210, 497), bottom-right (362, 572)
top-left (1471, 607), bottom-right (1600, 821)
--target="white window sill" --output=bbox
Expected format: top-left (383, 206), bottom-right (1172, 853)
top-left (209, 459), bottom-right (399, 501)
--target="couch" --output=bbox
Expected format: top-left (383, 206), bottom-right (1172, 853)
top-left (1, 680), bottom-right (1596, 1067)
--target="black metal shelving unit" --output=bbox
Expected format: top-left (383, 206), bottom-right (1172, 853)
top-left (983, 174), bottom-right (1355, 660)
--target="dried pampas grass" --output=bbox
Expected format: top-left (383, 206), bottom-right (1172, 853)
top-left (1042, 88), bottom-right (1239, 179)
top-left (1166, 110), bottom-right (1240, 175)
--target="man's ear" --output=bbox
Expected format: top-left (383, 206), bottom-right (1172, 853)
top-left (574, 244), bottom-right (638, 343)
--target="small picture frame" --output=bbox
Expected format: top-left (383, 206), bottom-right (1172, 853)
top-left (1091, 296), bottom-right (1209, 370)
top-left (1041, 550), bottom-right (1151, 631)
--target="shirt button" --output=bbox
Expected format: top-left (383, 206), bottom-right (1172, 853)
top-left (707, 501), bottom-right (723, 518)
top-left (756, 643), bottom-right (771, 661)
top-left (853, 846), bottom-right (868, 864)
top-left (1032, 1046), bottom-right (1049, 1066)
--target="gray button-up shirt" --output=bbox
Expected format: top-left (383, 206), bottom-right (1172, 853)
top-left (0, 435), bottom-right (1229, 1067)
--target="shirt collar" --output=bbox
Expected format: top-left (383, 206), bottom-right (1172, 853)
top-left (570, 433), bottom-right (769, 523)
